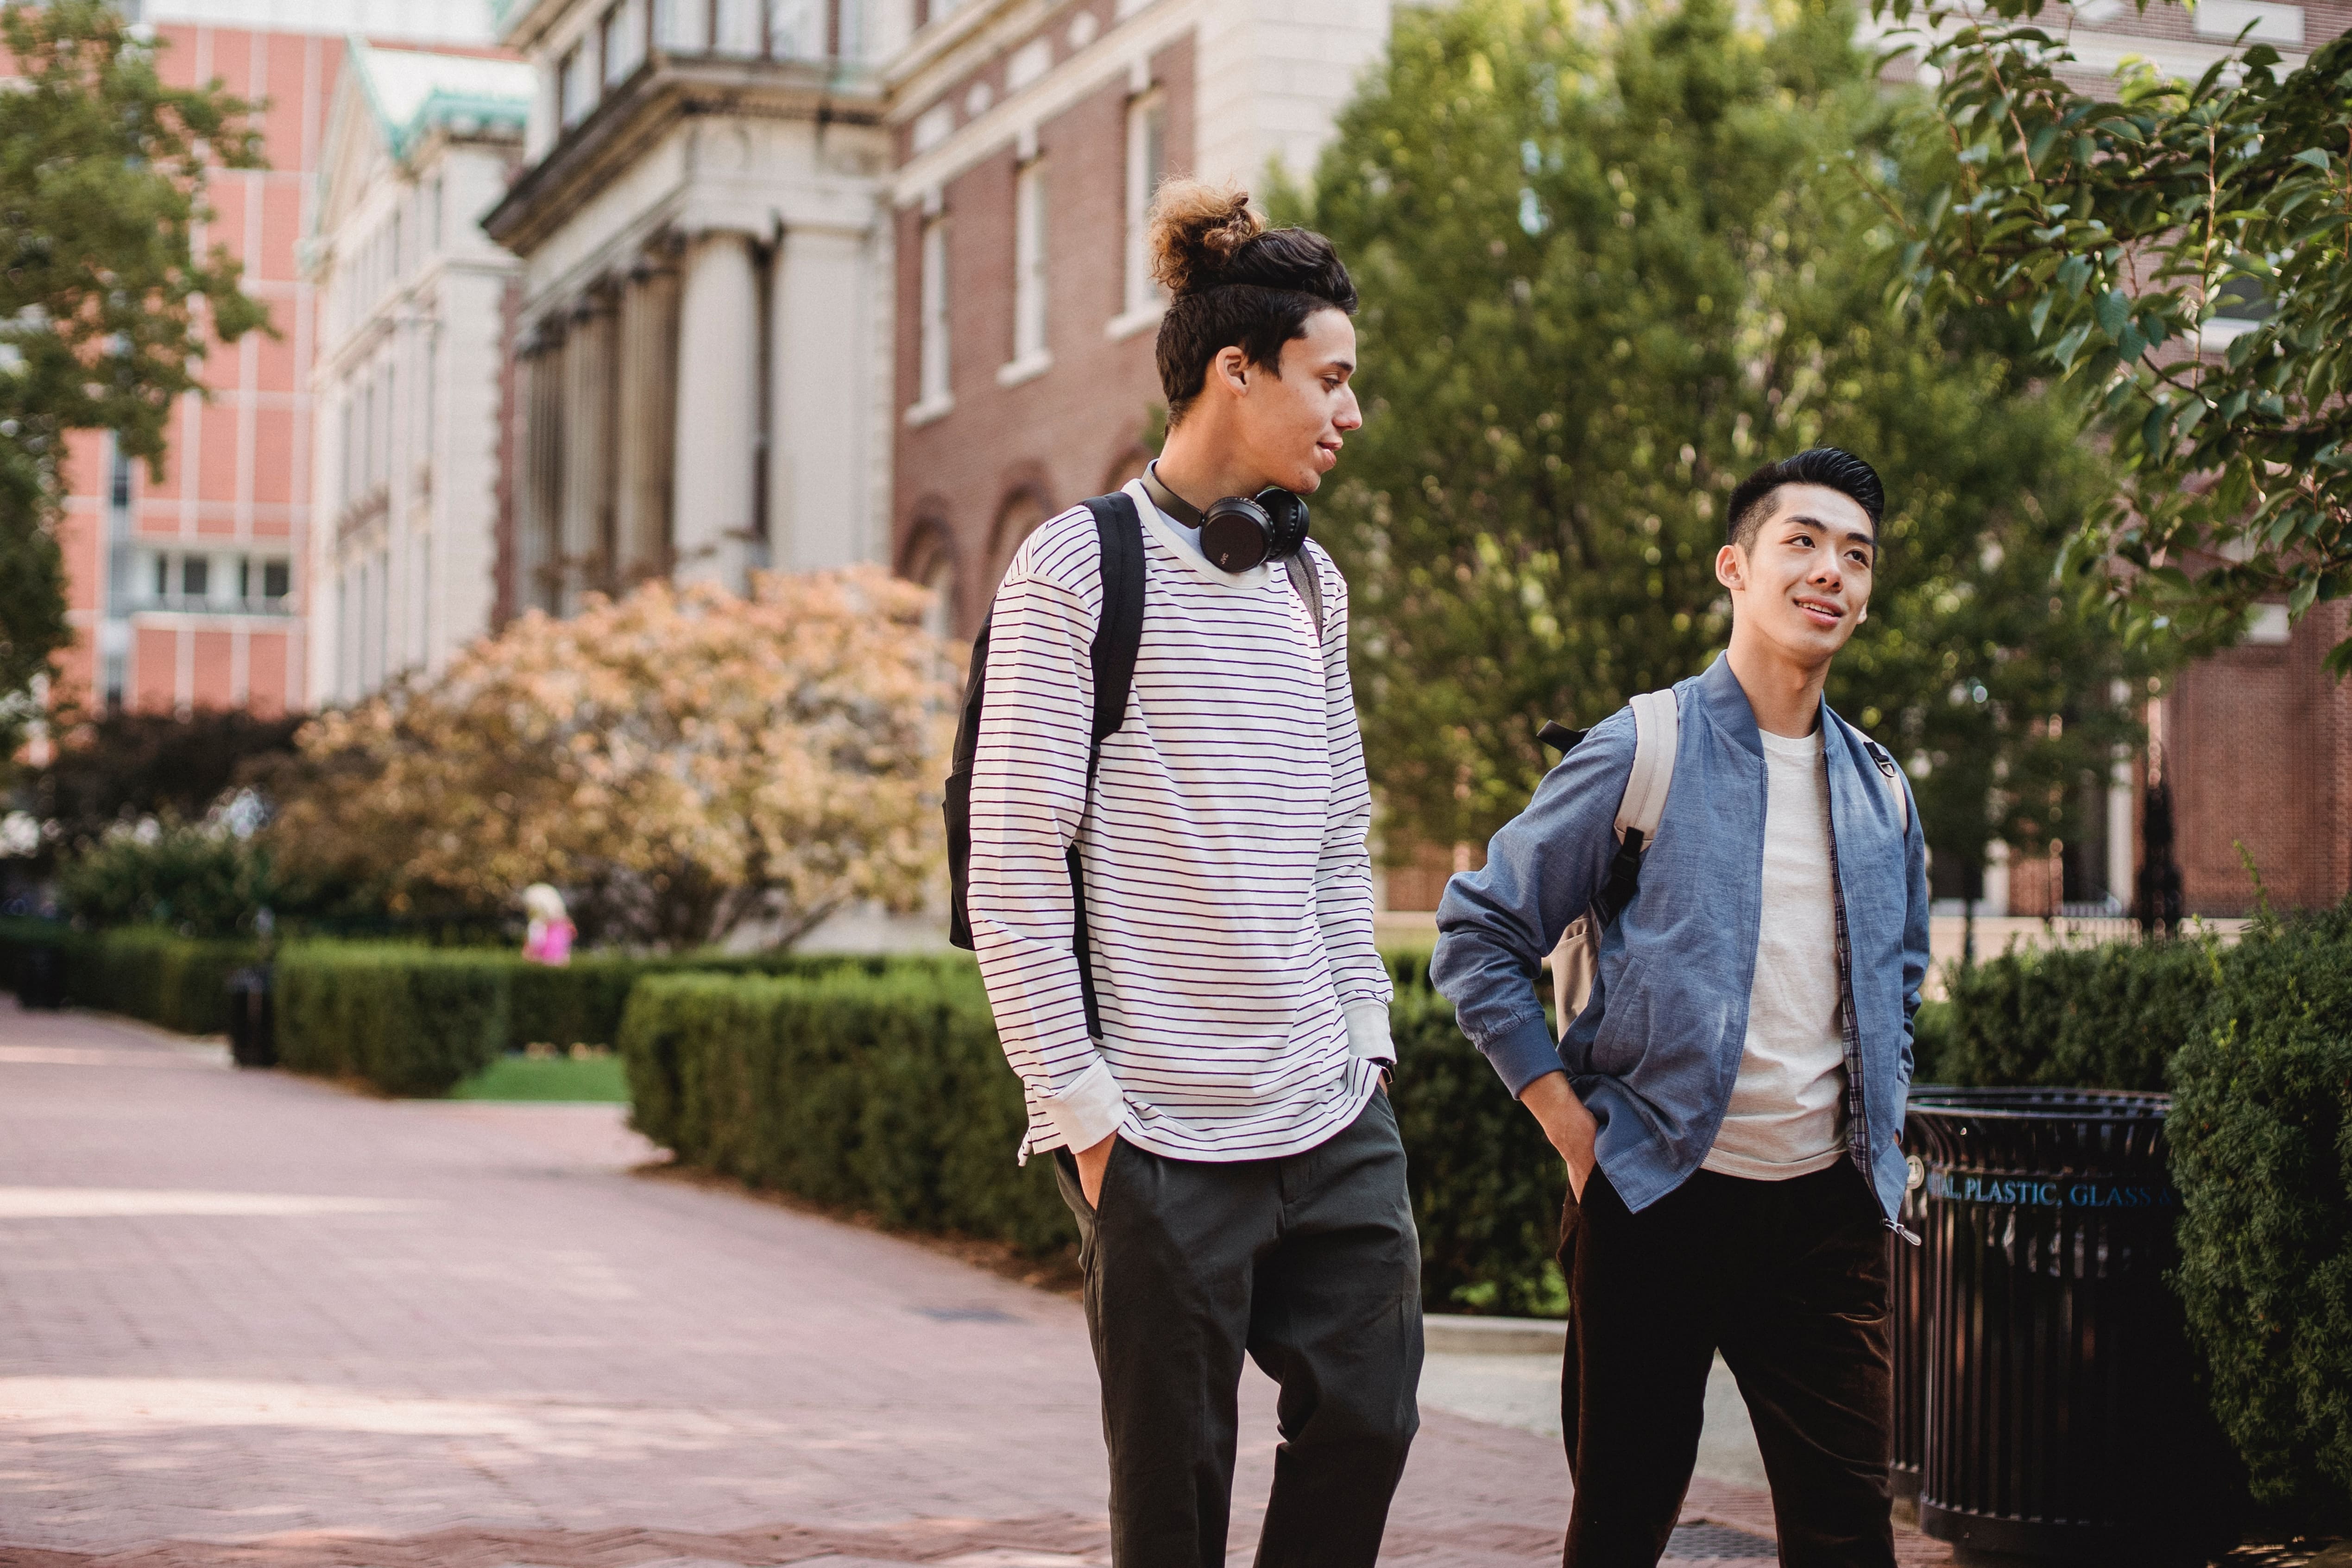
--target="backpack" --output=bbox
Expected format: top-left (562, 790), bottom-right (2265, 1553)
top-left (944, 491), bottom-right (1326, 1037)
top-left (1542, 689), bottom-right (1910, 1037)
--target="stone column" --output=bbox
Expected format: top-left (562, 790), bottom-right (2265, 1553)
top-left (560, 288), bottom-right (619, 610)
top-left (613, 254), bottom-right (681, 586)
top-left (516, 321), bottom-right (567, 615)
top-left (671, 232), bottom-right (760, 591)
top-left (768, 224), bottom-right (874, 571)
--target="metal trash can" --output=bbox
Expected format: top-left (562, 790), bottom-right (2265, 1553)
top-left (15, 944), bottom-right (64, 1010)
top-left (1891, 1085), bottom-right (2016, 1511)
top-left (224, 966), bottom-right (275, 1068)
top-left (1910, 1089), bottom-right (2239, 1567)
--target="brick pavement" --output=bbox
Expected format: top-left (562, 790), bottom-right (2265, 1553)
top-left (0, 1003), bottom-right (1952, 1568)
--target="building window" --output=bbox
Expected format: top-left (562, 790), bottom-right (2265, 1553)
top-left (766, 0), bottom-right (822, 58)
top-left (263, 560), bottom-right (290, 602)
top-left (107, 436), bottom-right (132, 512)
top-left (652, 0), bottom-right (685, 49)
top-left (359, 382), bottom-right (377, 492)
top-left (917, 214), bottom-right (952, 412)
top-left (380, 364), bottom-right (396, 487)
top-left (180, 556), bottom-right (209, 599)
top-left (426, 176), bottom-right (443, 252)
top-left (1123, 89), bottom-right (1166, 316)
top-left (559, 44), bottom-right (592, 126)
top-left (1010, 158), bottom-right (1049, 368)
top-left (422, 331), bottom-right (439, 462)
top-left (602, 1), bottom-right (643, 85)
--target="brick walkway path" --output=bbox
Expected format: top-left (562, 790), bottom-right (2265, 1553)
top-left (0, 1004), bottom-right (1952, 1568)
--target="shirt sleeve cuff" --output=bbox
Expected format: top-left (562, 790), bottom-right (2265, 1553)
top-left (1040, 1057), bottom-right (1126, 1151)
top-left (1343, 998), bottom-right (1396, 1065)
top-left (1481, 1013), bottom-right (1569, 1098)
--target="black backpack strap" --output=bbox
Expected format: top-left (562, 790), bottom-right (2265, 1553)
top-left (1068, 493), bottom-right (1146, 1038)
top-left (1084, 494), bottom-right (1146, 774)
top-left (1284, 550), bottom-right (1325, 646)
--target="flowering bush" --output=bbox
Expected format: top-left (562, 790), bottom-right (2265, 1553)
top-left (270, 567), bottom-right (961, 948)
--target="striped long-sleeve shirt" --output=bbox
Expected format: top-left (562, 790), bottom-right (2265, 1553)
top-left (967, 478), bottom-right (1395, 1165)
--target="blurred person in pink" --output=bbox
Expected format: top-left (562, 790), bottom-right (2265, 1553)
top-left (521, 883), bottom-right (574, 966)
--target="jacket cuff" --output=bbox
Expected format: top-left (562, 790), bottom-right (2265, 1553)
top-left (1343, 998), bottom-right (1395, 1064)
top-left (1481, 1013), bottom-right (1569, 1098)
top-left (1041, 1057), bottom-right (1126, 1151)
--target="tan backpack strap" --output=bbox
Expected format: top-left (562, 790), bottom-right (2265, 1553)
top-left (1618, 689), bottom-right (1678, 844)
top-left (1284, 552), bottom-right (1325, 646)
top-left (1859, 730), bottom-right (1910, 836)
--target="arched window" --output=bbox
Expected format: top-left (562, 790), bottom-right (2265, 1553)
top-left (1101, 444), bottom-right (1151, 494)
top-left (989, 488), bottom-right (1052, 600)
top-left (899, 513), bottom-right (960, 639)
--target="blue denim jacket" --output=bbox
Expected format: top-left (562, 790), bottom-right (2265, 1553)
top-left (1429, 655), bottom-right (1931, 1224)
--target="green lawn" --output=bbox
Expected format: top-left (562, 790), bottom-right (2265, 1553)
top-left (446, 1053), bottom-right (630, 1102)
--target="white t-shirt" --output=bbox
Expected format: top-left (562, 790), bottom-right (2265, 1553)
top-left (1702, 725), bottom-right (1850, 1180)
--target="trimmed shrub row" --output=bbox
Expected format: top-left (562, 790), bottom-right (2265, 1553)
top-left (618, 961), bottom-right (1567, 1313)
top-left (1927, 936), bottom-right (2219, 1091)
top-left (272, 943), bottom-right (971, 1096)
top-left (0, 917), bottom-right (978, 1097)
top-left (0, 918), bottom-right (256, 1034)
top-left (2168, 908), bottom-right (2352, 1519)
top-left (274, 943), bottom-right (513, 1096)
top-left (622, 966), bottom-right (1070, 1251)
top-left (1923, 918), bottom-right (2352, 1520)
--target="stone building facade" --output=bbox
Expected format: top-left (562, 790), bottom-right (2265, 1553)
top-left (307, 41), bottom-right (532, 703)
top-left (483, 0), bottom-right (901, 616)
top-left (883, 0), bottom-right (1390, 636)
top-left (53, 0), bottom-right (498, 720)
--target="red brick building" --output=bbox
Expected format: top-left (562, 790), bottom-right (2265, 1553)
top-left (50, 0), bottom-right (493, 720)
top-left (884, 0), bottom-right (1390, 636)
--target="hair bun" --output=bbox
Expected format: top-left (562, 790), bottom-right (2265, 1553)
top-left (1147, 179), bottom-right (1265, 297)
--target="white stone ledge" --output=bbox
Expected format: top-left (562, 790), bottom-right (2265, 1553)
top-left (995, 351), bottom-right (1053, 388)
top-left (1104, 300), bottom-right (1165, 341)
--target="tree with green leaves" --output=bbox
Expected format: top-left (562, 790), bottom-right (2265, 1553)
top-left (0, 0), bottom-right (267, 728)
top-left (1870, 0), bottom-right (2352, 664)
top-left (1282, 0), bottom-right (2166, 898)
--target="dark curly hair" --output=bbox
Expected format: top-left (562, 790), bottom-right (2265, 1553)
top-left (1725, 447), bottom-right (1887, 550)
top-left (1147, 178), bottom-right (1357, 427)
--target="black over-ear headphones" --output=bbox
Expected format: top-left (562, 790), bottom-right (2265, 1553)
top-left (1141, 461), bottom-right (1310, 574)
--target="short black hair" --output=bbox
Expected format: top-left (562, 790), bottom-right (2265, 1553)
top-left (1725, 448), bottom-right (1885, 551)
top-left (1147, 180), bottom-right (1357, 426)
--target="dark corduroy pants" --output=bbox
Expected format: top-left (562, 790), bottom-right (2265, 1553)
top-left (1559, 1160), bottom-right (1897, 1568)
top-left (1054, 1091), bottom-right (1423, 1568)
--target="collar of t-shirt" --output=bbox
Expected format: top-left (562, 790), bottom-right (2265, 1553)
top-left (1127, 478), bottom-right (1276, 588)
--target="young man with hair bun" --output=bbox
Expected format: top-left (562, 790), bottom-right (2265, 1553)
top-left (1433, 448), bottom-right (1932, 1568)
top-left (964, 180), bottom-right (1419, 1568)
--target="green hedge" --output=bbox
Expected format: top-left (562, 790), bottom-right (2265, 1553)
top-left (1388, 985), bottom-right (1566, 1314)
top-left (1928, 937), bottom-right (2219, 1090)
top-left (0, 919), bottom-right (257, 1034)
top-left (275, 943), bottom-right (512, 1096)
top-left (505, 950), bottom-right (965, 1053)
top-left (622, 967), bottom-right (1071, 1251)
top-left (2169, 905), bottom-right (2352, 1520)
top-left (620, 963), bottom-right (1566, 1310)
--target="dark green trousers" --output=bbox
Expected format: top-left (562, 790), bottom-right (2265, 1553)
top-left (1054, 1091), bottom-right (1424, 1568)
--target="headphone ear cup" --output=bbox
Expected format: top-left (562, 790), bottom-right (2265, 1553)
top-left (1200, 495), bottom-right (1274, 573)
top-left (1256, 490), bottom-right (1311, 560)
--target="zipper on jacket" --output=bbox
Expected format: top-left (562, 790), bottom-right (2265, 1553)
top-left (1820, 743), bottom-right (1915, 1245)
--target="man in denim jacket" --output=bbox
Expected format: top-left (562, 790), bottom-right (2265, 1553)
top-left (1431, 448), bottom-right (1930, 1568)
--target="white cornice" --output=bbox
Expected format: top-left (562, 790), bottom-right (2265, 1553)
top-left (889, 0), bottom-right (1199, 205)
top-left (884, 0), bottom-right (1050, 94)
